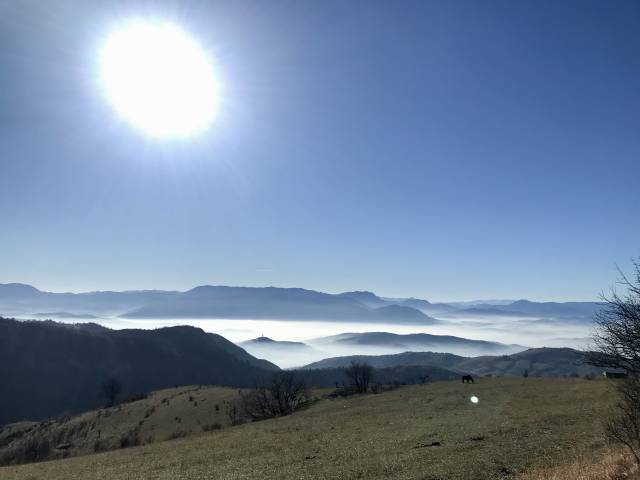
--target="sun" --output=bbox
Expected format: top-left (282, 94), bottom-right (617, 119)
top-left (99, 20), bottom-right (220, 139)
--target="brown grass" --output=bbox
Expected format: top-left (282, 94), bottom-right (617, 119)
top-left (0, 385), bottom-right (241, 466)
top-left (0, 378), bottom-right (618, 480)
top-left (519, 450), bottom-right (639, 480)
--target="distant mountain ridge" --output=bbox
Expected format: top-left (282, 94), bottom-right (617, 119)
top-left (0, 283), bottom-right (180, 317)
top-left (451, 299), bottom-right (602, 320)
top-left (0, 284), bottom-right (438, 324)
top-left (338, 291), bottom-right (388, 307)
top-left (341, 291), bottom-right (458, 315)
top-left (308, 332), bottom-right (525, 357)
top-left (301, 347), bottom-right (602, 378)
top-left (0, 283), bottom-right (601, 323)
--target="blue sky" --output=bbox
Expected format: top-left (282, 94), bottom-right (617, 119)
top-left (0, 0), bottom-right (638, 301)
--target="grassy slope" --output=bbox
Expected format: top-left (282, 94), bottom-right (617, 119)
top-left (0, 386), bottom-right (240, 465)
top-left (1, 378), bottom-right (614, 480)
top-left (520, 450), bottom-right (639, 480)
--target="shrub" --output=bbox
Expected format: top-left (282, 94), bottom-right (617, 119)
top-left (370, 383), bottom-right (398, 394)
top-left (93, 439), bottom-right (108, 453)
top-left (1, 436), bottom-right (52, 465)
top-left (119, 429), bottom-right (140, 449)
top-left (224, 400), bottom-right (244, 426)
top-left (202, 423), bottom-right (222, 432)
top-left (168, 431), bottom-right (187, 440)
top-left (344, 362), bottom-right (375, 394)
top-left (239, 371), bottom-right (308, 421)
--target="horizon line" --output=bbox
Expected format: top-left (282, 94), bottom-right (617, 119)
top-left (0, 281), bottom-right (600, 304)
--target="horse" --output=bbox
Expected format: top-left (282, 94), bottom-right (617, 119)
top-left (461, 375), bottom-right (474, 384)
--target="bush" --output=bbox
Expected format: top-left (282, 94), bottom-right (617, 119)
top-left (370, 383), bottom-right (399, 394)
top-left (202, 423), bottom-right (222, 432)
top-left (93, 439), bottom-right (107, 453)
top-left (240, 371), bottom-right (308, 421)
top-left (168, 430), bottom-right (187, 440)
top-left (119, 429), bottom-right (140, 449)
top-left (344, 362), bottom-right (375, 394)
top-left (224, 400), bottom-right (244, 426)
top-left (0, 436), bottom-right (52, 465)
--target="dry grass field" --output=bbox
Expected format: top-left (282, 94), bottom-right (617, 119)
top-left (0, 378), bottom-right (624, 480)
top-left (0, 386), bottom-right (241, 465)
top-left (520, 450), bottom-right (639, 480)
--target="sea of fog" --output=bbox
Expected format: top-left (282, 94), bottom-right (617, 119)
top-left (36, 314), bottom-right (596, 368)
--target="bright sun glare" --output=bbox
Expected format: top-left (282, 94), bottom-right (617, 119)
top-left (99, 20), bottom-right (220, 139)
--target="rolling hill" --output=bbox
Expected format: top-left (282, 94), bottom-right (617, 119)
top-left (452, 300), bottom-right (602, 320)
top-left (0, 378), bottom-right (616, 480)
top-left (308, 332), bottom-right (525, 357)
top-left (0, 368), bottom-right (458, 466)
top-left (236, 330), bottom-right (522, 369)
top-left (0, 385), bottom-right (240, 466)
top-left (0, 318), bottom-right (278, 425)
top-left (301, 347), bottom-right (602, 378)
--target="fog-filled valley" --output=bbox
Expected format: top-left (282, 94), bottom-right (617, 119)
top-left (0, 283), bottom-right (598, 368)
top-left (44, 315), bottom-right (596, 368)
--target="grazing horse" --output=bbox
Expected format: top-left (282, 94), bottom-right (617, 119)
top-left (461, 375), bottom-right (474, 384)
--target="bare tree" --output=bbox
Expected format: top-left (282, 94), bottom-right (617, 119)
top-left (589, 260), bottom-right (640, 373)
top-left (344, 361), bottom-right (375, 394)
top-left (240, 371), bottom-right (308, 421)
top-left (100, 378), bottom-right (122, 407)
top-left (224, 398), bottom-right (243, 426)
top-left (606, 375), bottom-right (640, 464)
top-left (589, 259), bottom-right (640, 463)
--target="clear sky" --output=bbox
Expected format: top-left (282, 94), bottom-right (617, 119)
top-left (0, 0), bottom-right (638, 301)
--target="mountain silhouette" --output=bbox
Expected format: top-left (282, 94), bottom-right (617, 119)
top-left (0, 317), bottom-right (278, 425)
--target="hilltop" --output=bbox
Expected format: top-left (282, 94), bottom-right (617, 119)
top-left (239, 336), bottom-right (312, 349)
